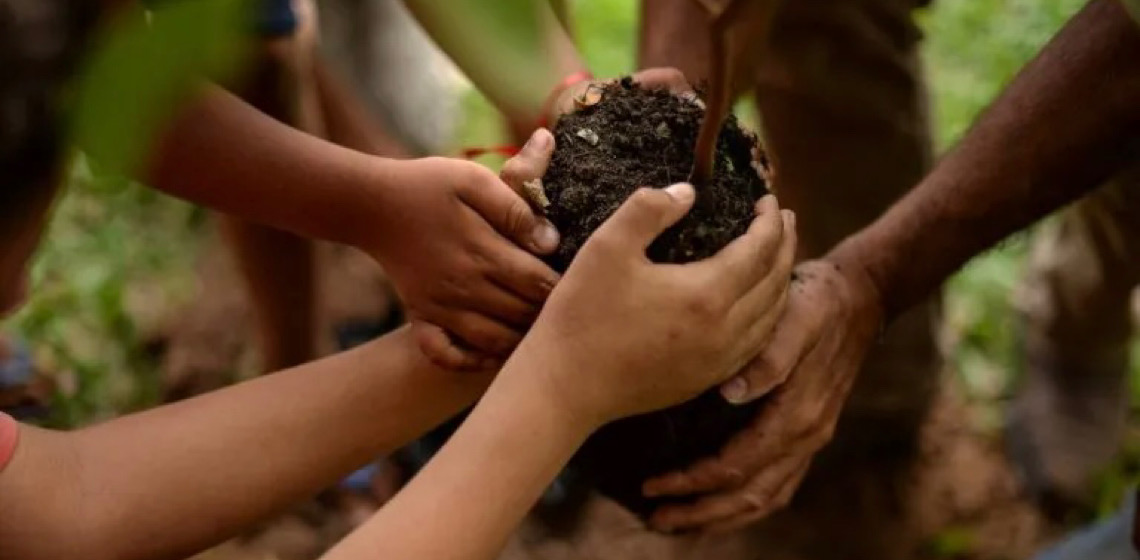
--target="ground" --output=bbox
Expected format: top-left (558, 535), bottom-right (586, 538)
top-left (11, 0), bottom-right (1139, 559)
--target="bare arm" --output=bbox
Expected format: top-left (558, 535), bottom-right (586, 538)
top-left (402, 0), bottom-right (587, 132)
top-left (145, 85), bottom-right (399, 249)
top-left (0, 328), bottom-right (490, 560)
top-left (145, 87), bottom-right (561, 365)
top-left (840, 0), bottom-right (1140, 318)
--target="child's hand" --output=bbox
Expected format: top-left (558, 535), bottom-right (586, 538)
top-left (510, 185), bottom-right (796, 427)
top-left (368, 134), bottom-right (561, 368)
top-left (549, 67), bottom-right (692, 123)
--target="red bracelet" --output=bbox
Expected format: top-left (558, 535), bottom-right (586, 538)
top-left (460, 70), bottom-right (593, 160)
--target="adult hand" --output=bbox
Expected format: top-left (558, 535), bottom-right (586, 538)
top-left (369, 131), bottom-right (561, 369)
top-left (514, 185), bottom-right (796, 428)
top-left (641, 256), bottom-right (884, 533)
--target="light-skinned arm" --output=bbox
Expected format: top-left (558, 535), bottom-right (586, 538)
top-left (0, 327), bottom-right (490, 560)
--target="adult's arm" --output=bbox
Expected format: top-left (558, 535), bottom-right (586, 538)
top-left (0, 328), bottom-right (491, 560)
top-left (642, 0), bottom-right (1140, 532)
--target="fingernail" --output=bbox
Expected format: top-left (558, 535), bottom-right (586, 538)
top-left (524, 128), bottom-right (552, 152)
top-left (664, 182), bottom-right (695, 204)
top-left (721, 377), bottom-right (750, 405)
top-left (532, 220), bottom-right (560, 253)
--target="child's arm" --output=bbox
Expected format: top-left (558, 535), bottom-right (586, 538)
top-left (144, 87), bottom-right (560, 366)
top-left (323, 185), bottom-right (798, 560)
top-left (0, 328), bottom-right (490, 560)
top-left (404, 0), bottom-right (689, 139)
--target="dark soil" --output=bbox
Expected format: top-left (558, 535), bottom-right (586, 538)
top-left (541, 78), bottom-right (770, 517)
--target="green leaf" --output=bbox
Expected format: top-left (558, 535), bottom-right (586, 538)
top-left (71, 0), bottom-right (254, 177)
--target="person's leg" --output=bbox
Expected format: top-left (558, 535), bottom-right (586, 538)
top-left (222, 1), bottom-right (324, 373)
top-left (1010, 167), bottom-right (1140, 514)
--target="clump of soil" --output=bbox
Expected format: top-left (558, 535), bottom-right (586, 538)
top-left (541, 78), bottom-right (770, 517)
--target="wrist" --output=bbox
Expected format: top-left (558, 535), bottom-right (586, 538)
top-left (337, 156), bottom-right (415, 257)
top-left (825, 235), bottom-right (888, 326)
top-left (496, 336), bottom-right (609, 437)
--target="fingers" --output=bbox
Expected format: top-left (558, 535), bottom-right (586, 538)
top-left (631, 67), bottom-right (692, 95)
top-left (706, 460), bottom-right (811, 534)
top-left (462, 280), bottom-right (541, 328)
top-left (411, 321), bottom-right (484, 370)
top-left (642, 454), bottom-right (744, 498)
top-left (719, 212), bottom-right (798, 402)
top-left (718, 281), bottom-right (829, 404)
top-left (696, 196), bottom-right (785, 300)
top-left (434, 309), bottom-right (524, 359)
top-left (500, 129), bottom-right (557, 218)
top-left (475, 234), bottom-right (561, 304)
top-left (591, 183), bottom-right (696, 253)
top-left (648, 454), bottom-right (807, 533)
top-left (460, 162), bottom-right (560, 256)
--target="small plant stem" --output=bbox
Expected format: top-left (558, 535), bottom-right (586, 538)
top-left (688, 0), bottom-right (747, 188)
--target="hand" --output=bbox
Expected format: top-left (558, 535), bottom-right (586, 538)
top-left (511, 185), bottom-right (796, 428)
top-left (640, 256), bottom-right (885, 533)
top-left (368, 133), bottom-right (562, 368)
top-left (548, 67), bottom-right (693, 123)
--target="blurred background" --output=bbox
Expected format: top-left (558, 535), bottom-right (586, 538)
top-left (9, 0), bottom-right (1138, 557)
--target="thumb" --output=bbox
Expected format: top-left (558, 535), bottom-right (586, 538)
top-left (460, 170), bottom-right (560, 257)
top-left (595, 183), bottom-right (696, 251)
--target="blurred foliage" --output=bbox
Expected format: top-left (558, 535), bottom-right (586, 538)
top-left (73, 0), bottom-right (252, 176)
top-left (13, 158), bottom-right (202, 426)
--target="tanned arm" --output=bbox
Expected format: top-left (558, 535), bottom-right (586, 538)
top-left (841, 0), bottom-right (1140, 318)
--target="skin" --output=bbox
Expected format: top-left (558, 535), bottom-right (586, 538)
top-left (80, 0), bottom-right (558, 368)
top-left (219, 1), bottom-right (416, 373)
top-left (0, 327), bottom-right (489, 560)
top-left (146, 88), bottom-right (562, 368)
top-left (0, 164), bottom-right (796, 560)
top-left (643, 0), bottom-right (1140, 532)
top-left (323, 184), bottom-right (796, 560)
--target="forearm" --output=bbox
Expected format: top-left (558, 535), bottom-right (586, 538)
top-left (323, 349), bottom-right (592, 560)
top-left (403, 0), bottom-right (587, 128)
top-left (0, 328), bottom-right (490, 560)
top-left (144, 85), bottom-right (397, 248)
top-left (834, 0), bottom-right (1140, 320)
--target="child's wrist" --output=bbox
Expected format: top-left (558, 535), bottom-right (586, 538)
top-left (497, 338), bottom-right (609, 435)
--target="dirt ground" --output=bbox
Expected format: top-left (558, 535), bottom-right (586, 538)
top-left (158, 225), bottom-right (1062, 560)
